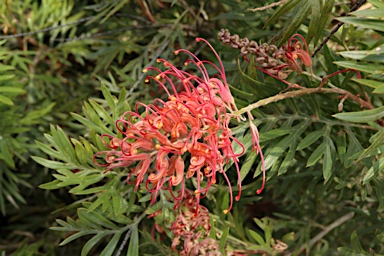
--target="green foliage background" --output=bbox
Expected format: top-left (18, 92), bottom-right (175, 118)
top-left (0, 0), bottom-right (383, 255)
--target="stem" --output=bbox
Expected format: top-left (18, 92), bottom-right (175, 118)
top-left (235, 85), bottom-right (373, 116)
top-left (248, 0), bottom-right (288, 12)
top-left (312, 0), bottom-right (367, 57)
top-left (116, 211), bottom-right (147, 256)
top-left (116, 229), bottom-right (132, 256)
top-left (287, 212), bottom-right (355, 256)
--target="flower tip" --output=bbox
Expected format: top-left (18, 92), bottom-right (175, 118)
top-left (156, 58), bottom-right (162, 63)
top-left (142, 68), bottom-right (148, 73)
top-left (223, 209), bottom-right (228, 214)
top-left (174, 50), bottom-right (180, 55)
top-left (256, 188), bottom-right (263, 194)
top-left (196, 38), bottom-right (202, 42)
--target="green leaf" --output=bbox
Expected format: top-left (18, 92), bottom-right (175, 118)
top-left (247, 229), bottom-right (266, 246)
top-left (307, 141), bottom-right (325, 167)
top-left (306, 0), bottom-right (321, 45)
top-left (344, 130), bottom-right (366, 168)
top-left (337, 17), bottom-right (384, 32)
top-left (39, 180), bottom-right (62, 190)
top-left (78, 208), bottom-right (118, 230)
top-left (101, 83), bottom-right (116, 114)
top-left (351, 231), bottom-right (364, 252)
top-left (369, 0), bottom-right (384, 9)
top-left (60, 231), bottom-right (97, 246)
top-left (32, 156), bottom-right (78, 169)
top-left (81, 233), bottom-right (105, 256)
top-left (89, 99), bottom-right (114, 125)
top-left (0, 64), bottom-right (15, 72)
top-left (72, 113), bottom-right (112, 135)
top-left (100, 232), bottom-right (123, 256)
top-left (357, 130), bottom-right (384, 161)
top-left (323, 137), bottom-right (335, 182)
top-left (334, 61), bottom-right (384, 74)
top-left (127, 226), bottom-right (139, 256)
top-left (363, 157), bottom-right (384, 184)
top-left (51, 125), bottom-right (78, 164)
top-left (336, 131), bottom-right (347, 162)
top-left (339, 50), bottom-right (384, 63)
top-left (278, 141), bottom-right (297, 175)
top-left (228, 83), bottom-right (253, 99)
top-left (219, 227), bottom-right (229, 254)
top-left (264, 0), bottom-right (301, 29)
top-left (333, 106), bottom-right (384, 123)
top-left (259, 128), bottom-right (291, 143)
top-left (254, 218), bottom-right (273, 246)
top-left (0, 74), bottom-right (15, 81)
top-left (297, 130), bottom-right (324, 151)
top-left (277, 0), bottom-right (312, 47)
top-left (337, 247), bottom-right (368, 255)
top-left (0, 94), bottom-right (14, 105)
top-left (258, 121), bottom-right (308, 174)
top-left (240, 151), bottom-right (257, 181)
top-left (352, 78), bottom-right (384, 93)
top-left (0, 87), bottom-right (25, 94)
top-left (313, 0), bottom-right (335, 47)
top-left (0, 139), bottom-right (15, 168)
top-left (324, 45), bottom-right (341, 87)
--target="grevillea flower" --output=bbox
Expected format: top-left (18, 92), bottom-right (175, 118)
top-left (94, 38), bottom-right (247, 214)
top-left (170, 189), bottom-right (221, 256)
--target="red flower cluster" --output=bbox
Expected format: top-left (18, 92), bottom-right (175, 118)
top-left (94, 38), bottom-right (250, 213)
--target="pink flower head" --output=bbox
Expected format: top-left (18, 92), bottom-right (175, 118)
top-left (94, 38), bottom-right (245, 214)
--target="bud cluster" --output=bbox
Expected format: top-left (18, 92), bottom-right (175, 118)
top-left (218, 28), bottom-right (312, 81)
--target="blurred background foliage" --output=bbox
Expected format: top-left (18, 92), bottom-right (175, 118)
top-left (0, 0), bottom-right (383, 255)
